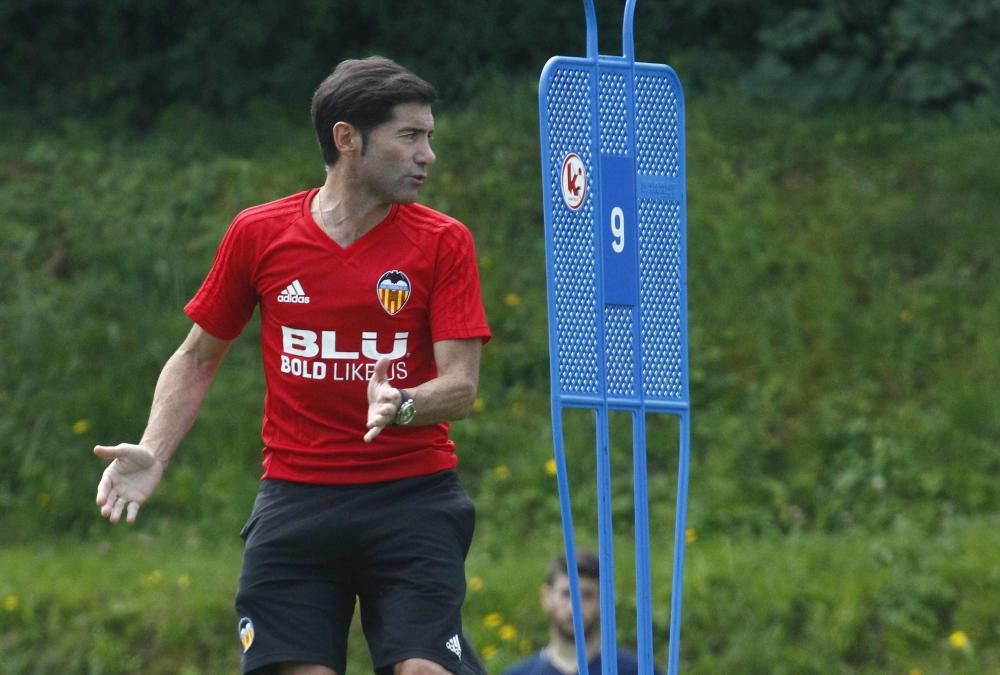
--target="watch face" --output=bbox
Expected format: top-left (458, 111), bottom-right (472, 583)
top-left (397, 401), bottom-right (416, 425)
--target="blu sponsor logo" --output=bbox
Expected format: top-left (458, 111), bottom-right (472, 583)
top-left (280, 327), bottom-right (409, 381)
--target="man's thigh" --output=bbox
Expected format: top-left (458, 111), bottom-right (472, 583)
top-left (236, 480), bottom-right (357, 675)
top-left (354, 471), bottom-right (483, 675)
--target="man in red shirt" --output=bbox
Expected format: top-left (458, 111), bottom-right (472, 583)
top-left (93, 57), bottom-right (491, 675)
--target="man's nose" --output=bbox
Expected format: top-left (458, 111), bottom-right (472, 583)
top-left (416, 139), bottom-right (436, 166)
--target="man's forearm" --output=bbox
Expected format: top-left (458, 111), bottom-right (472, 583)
top-left (365, 339), bottom-right (482, 442)
top-left (399, 338), bottom-right (482, 427)
top-left (139, 341), bottom-right (224, 464)
top-left (404, 372), bottom-right (478, 427)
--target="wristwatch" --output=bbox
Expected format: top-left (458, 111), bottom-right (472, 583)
top-left (394, 389), bottom-right (416, 426)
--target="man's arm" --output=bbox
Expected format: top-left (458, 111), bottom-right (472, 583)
top-left (364, 338), bottom-right (482, 443)
top-left (94, 323), bottom-right (233, 524)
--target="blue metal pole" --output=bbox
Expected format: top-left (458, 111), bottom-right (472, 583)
top-left (666, 412), bottom-right (691, 675)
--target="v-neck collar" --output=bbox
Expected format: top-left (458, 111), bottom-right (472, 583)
top-left (301, 187), bottom-right (400, 257)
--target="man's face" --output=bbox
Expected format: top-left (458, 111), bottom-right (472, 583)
top-left (356, 102), bottom-right (436, 204)
top-left (541, 573), bottom-right (601, 641)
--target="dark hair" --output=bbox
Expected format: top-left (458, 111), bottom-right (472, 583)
top-left (310, 56), bottom-right (437, 167)
top-left (546, 549), bottom-right (600, 586)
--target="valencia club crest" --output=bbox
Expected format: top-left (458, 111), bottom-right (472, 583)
top-left (376, 270), bottom-right (411, 316)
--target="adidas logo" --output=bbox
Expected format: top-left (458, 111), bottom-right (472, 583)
top-left (277, 279), bottom-right (310, 304)
top-left (445, 635), bottom-right (462, 659)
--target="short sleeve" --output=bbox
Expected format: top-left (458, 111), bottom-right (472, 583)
top-left (429, 224), bottom-right (491, 344)
top-left (184, 214), bottom-right (260, 339)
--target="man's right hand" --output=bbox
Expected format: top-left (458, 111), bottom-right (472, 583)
top-left (94, 444), bottom-right (166, 524)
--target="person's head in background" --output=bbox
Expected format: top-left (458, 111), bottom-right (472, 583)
top-left (541, 549), bottom-right (602, 644)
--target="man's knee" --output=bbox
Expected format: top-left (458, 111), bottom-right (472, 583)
top-left (393, 658), bottom-right (452, 675)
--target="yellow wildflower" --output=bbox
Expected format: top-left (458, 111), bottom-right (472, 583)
top-left (898, 309), bottom-right (914, 325)
top-left (468, 576), bottom-right (484, 592)
top-left (177, 574), bottom-right (191, 589)
top-left (504, 292), bottom-right (521, 307)
top-left (493, 465), bottom-right (511, 481)
top-left (948, 630), bottom-right (969, 649)
top-left (3, 595), bottom-right (18, 612)
top-left (499, 625), bottom-right (518, 641)
top-left (545, 458), bottom-right (557, 477)
top-left (482, 645), bottom-right (498, 660)
top-left (144, 570), bottom-right (163, 586)
top-left (686, 528), bottom-right (697, 544)
top-left (472, 398), bottom-right (486, 413)
top-left (72, 419), bottom-right (90, 435)
top-left (908, 669), bottom-right (923, 675)
top-left (484, 612), bottom-right (503, 629)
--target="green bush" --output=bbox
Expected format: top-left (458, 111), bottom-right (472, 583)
top-left (744, 0), bottom-right (1000, 108)
top-left (3, 1), bottom-right (998, 118)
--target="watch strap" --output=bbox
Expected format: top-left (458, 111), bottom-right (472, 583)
top-left (394, 389), bottom-right (415, 425)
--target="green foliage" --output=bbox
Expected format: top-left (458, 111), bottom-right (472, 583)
top-left (681, 99), bottom-right (1000, 535)
top-left (744, 0), bottom-right (1000, 108)
top-left (3, 1), bottom-right (998, 119)
top-left (1, 77), bottom-right (999, 672)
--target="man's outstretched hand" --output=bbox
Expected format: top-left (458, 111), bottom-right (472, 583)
top-left (94, 443), bottom-right (165, 524)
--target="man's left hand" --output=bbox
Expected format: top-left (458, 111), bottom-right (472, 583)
top-left (364, 356), bottom-right (402, 443)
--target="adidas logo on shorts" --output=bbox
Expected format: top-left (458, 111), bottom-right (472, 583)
top-left (277, 279), bottom-right (310, 304)
top-left (445, 634), bottom-right (462, 659)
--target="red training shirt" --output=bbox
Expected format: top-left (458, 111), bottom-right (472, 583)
top-left (184, 188), bottom-right (491, 484)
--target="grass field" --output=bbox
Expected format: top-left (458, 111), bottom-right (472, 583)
top-left (3, 516), bottom-right (998, 674)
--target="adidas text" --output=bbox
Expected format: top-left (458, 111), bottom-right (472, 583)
top-left (278, 280), bottom-right (311, 304)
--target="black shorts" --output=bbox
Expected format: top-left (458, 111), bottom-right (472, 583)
top-left (234, 470), bottom-right (485, 675)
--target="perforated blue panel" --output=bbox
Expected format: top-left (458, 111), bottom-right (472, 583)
top-left (635, 68), bottom-right (686, 401)
top-left (635, 74), bottom-right (681, 176)
top-left (543, 63), bottom-right (687, 404)
top-left (544, 67), bottom-right (599, 395)
top-left (599, 72), bottom-right (629, 156)
top-left (638, 199), bottom-right (684, 399)
top-left (604, 303), bottom-right (636, 396)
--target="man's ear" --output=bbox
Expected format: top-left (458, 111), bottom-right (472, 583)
top-left (332, 121), bottom-right (360, 155)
